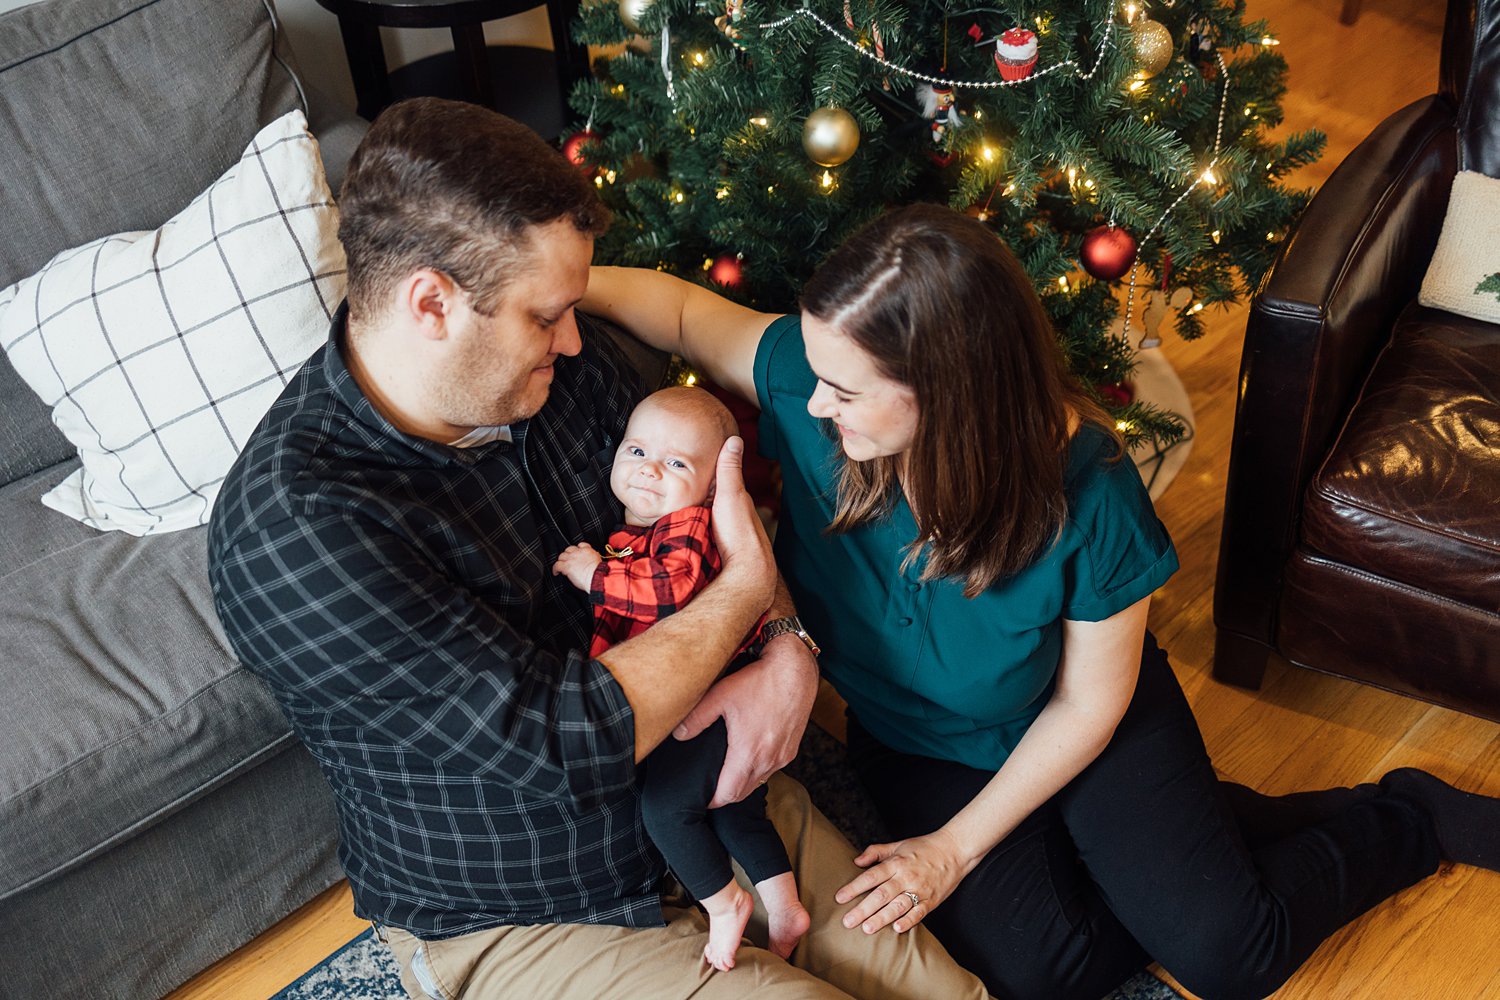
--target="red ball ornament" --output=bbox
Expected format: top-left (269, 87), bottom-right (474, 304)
top-left (1080, 225), bottom-right (1139, 281)
top-left (708, 253), bottom-right (744, 290)
top-left (562, 130), bottom-right (600, 171)
top-left (1096, 380), bottom-right (1136, 406)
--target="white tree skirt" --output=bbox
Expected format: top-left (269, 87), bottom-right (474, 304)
top-left (1128, 348), bottom-right (1195, 502)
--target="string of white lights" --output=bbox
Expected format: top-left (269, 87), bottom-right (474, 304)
top-left (754, 4), bottom-right (1117, 88)
top-left (735, 5), bottom-right (1239, 352)
top-left (1123, 48), bottom-right (1229, 347)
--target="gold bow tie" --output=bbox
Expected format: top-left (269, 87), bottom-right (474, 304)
top-left (603, 544), bottom-right (634, 560)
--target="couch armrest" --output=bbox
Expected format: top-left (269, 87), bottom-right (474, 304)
top-left (302, 80), bottom-right (367, 194)
top-left (1213, 94), bottom-right (1459, 649)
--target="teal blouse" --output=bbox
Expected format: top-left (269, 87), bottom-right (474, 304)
top-left (754, 315), bottom-right (1179, 772)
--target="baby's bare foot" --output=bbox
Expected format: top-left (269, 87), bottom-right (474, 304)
top-left (700, 880), bottom-right (754, 972)
top-left (756, 871), bottom-right (810, 960)
top-left (767, 899), bottom-right (811, 960)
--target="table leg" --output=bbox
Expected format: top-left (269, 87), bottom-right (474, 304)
top-left (451, 23), bottom-right (497, 110)
top-left (337, 17), bottom-right (393, 121)
top-left (547, 0), bottom-right (591, 95)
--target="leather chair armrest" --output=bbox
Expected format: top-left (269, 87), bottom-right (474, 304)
top-left (1214, 94), bottom-right (1459, 648)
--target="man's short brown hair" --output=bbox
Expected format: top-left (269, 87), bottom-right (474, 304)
top-left (338, 98), bottom-right (610, 323)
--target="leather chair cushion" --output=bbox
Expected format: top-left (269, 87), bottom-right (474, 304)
top-left (1300, 303), bottom-right (1500, 610)
top-left (1278, 550), bottom-right (1500, 721)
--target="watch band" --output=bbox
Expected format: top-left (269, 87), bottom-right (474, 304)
top-left (757, 615), bottom-right (821, 657)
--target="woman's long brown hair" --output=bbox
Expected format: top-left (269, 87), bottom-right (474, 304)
top-left (801, 203), bottom-right (1122, 598)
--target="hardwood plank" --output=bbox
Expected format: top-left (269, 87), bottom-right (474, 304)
top-left (162, 883), bottom-right (367, 1000)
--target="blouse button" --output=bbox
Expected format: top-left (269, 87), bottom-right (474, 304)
top-left (897, 616), bottom-right (913, 627)
top-left (906, 582), bottom-right (921, 592)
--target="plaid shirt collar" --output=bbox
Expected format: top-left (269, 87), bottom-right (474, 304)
top-left (324, 302), bottom-right (503, 469)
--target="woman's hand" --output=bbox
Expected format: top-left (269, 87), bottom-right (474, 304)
top-left (835, 827), bottom-right (978, 935)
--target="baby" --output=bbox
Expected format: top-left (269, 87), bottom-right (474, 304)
top-left (552, 386), bottom-right (810, 972)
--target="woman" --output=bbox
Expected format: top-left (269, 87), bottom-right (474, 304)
top-left (582, 203), bottom-right (1499, 1000)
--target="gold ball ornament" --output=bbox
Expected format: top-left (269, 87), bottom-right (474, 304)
top-left (619, 0), bottom-right (653, 34)
top-left (801, 107), bottom-right (861, 168)
top-left (1130, 19), bottom-right (1173, 78)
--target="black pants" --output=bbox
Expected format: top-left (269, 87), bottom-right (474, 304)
top-left (845, 632), bottom-right (1440, 1000)
top-left (640, 719), bottom-right (793, 901)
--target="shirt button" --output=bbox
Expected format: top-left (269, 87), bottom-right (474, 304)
top-left (906, 582), bottom-right (921, 592)
top-left (897, 616), bottom-right (913, 627)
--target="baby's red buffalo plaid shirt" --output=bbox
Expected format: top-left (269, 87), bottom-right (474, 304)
top-left (588, 505), bottom-right (760, 657)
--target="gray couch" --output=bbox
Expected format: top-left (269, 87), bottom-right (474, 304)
top-left (0, 0), bottom-right (368, 996)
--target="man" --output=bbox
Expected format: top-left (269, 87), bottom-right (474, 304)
top-left (209, 98), bottom-right (988, 999)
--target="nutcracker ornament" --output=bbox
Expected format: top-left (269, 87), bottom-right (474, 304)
top-left (715, 0), bottom-right (746, 47)
top-left (918, 83), bottom-right (960, 147)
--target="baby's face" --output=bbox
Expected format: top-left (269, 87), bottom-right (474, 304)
top-left (610, 403), bottom-right (721, 527)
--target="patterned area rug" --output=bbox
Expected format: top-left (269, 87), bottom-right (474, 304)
top-left (275, 724), bottom-right (1181, 1000)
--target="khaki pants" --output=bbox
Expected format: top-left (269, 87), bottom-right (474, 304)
top-left (385, 774), bottom-right (991, 999)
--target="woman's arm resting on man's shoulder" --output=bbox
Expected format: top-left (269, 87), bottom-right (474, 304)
top-left (582, 265), bottom-right (778, 404)
top-left (835, 595), bottom-right (1152, 935)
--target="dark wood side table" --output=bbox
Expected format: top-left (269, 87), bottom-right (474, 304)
top-left (316, 0), bottom-right (589, 138)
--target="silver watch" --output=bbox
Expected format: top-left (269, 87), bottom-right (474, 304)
top-left (757, 615), bottom-right (820, 657)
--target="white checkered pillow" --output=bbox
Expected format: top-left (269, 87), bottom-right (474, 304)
top-left (0, 111), bottom-right (344, 535)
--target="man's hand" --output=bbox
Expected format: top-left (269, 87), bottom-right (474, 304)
top-left (552, 542), bottom-right (602, 592)
top-left (709, 436), bottom-right (776, 611)
top-left (676, 632), bottom-right (818, 807)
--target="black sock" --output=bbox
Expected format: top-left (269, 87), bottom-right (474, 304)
top-left (1380, 768), bottom-right (1500, 871)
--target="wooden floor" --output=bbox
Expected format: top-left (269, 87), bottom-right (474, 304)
top-left (166, 1), bottom-right (1500, 997)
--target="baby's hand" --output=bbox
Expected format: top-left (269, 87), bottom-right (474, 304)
top-left (552, 542), bottom-right (602, 591)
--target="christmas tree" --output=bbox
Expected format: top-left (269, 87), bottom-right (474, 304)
top-left (567, 0), bottom-right (1323, 445)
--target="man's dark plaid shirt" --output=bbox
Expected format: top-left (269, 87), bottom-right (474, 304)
top-left (208, 305), bottom-right (668, 938)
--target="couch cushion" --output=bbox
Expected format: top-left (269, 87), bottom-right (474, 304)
top-left (0, 0), bottom-right (305, 289)
top-left (0, 464), bottom-right (295, 900)
top-left (1301, 304), bottom-right (1500, 610)
top-left (0, 352), bottom-right (72, 488)
top-left (0, 0), bottom-right (311, 488)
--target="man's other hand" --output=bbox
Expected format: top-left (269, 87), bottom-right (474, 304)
top-left (675, 633), bottom-right (818, 808)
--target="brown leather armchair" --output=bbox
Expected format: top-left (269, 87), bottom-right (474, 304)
top-left (1212, 0), bottom-right (1500, 720)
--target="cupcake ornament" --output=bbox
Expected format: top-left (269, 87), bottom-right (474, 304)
top-left (994, 27), bottom-right (1039, 81)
